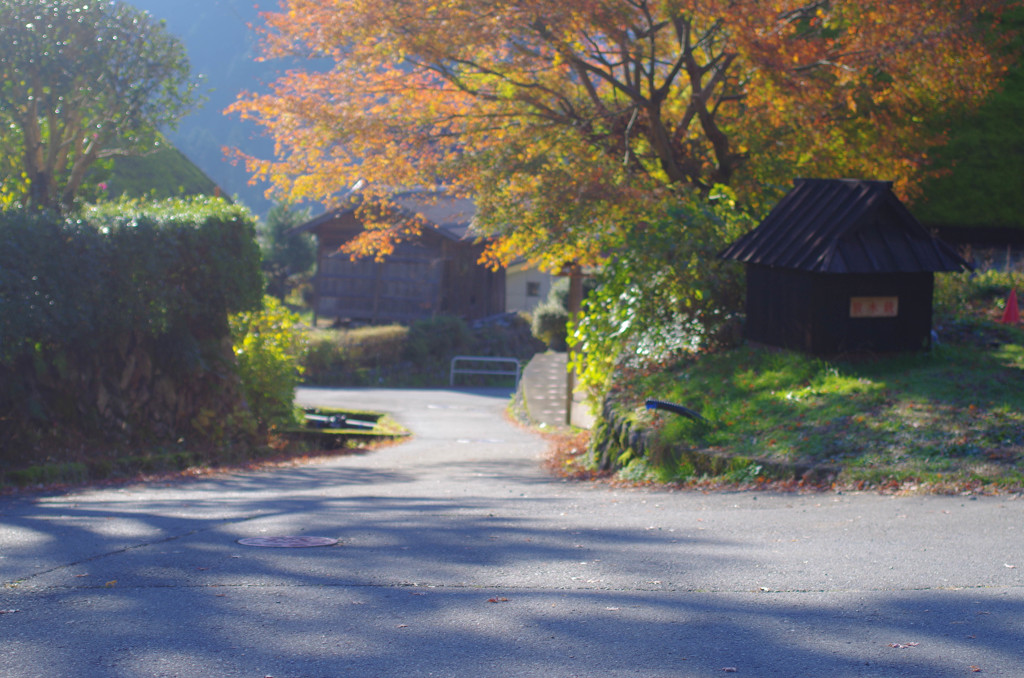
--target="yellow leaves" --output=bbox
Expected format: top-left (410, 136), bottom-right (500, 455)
top-left (226, 0), bottom-right (1013, 265)
top-left (845, 90), bottom-right (858, 114)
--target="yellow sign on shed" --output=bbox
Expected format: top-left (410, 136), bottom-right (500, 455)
top-left (850, 296), bottom-right (899, 318)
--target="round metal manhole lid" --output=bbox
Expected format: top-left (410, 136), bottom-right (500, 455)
top-left (236, 536), bottom-right (339, 548)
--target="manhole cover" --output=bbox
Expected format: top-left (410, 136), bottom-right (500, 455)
top-left (236, 536), bottom-right (339, 548)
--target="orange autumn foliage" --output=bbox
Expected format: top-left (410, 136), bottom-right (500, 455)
top-left (227, 0), bottom-right (1017, 269)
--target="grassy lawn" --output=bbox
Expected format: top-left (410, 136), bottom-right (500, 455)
top-left (578, 277), bottom-right (1024, 493)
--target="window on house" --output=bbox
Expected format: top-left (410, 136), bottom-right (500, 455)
top-left (526, 281), bottom-right (541, 297)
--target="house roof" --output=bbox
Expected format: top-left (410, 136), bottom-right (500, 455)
top-left (719, 178), bottom-right (971, 274)
top-left (289, 187), bottom-right (476, 242)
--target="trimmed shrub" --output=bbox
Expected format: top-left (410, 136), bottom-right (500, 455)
top-left (405, 315), bottom-right (472, 364)
top-left (302, 325), bottom-right (409, 385)
top-left (531, 300), bottom-right (570, 350)
top-left (300, 314), bottom-right (543, 387)
top-left (0, 198), bottom-right (263, 467)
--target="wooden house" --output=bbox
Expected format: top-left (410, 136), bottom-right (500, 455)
top-left (506, 259), bottom-right (553, 313)
top-left (719, 178), bottom-right (971, 354)
top-left (293, 189), bottom-right (506, 325)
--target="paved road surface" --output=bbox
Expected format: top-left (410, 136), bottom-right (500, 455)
top-left (1, 387), bottom-right (1022, 677)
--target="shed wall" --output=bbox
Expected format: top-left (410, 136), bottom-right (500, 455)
top-left (745, 265), bottom-right (934, 354)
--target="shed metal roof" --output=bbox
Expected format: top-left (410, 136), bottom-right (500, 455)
top-left (289, 187), bottom-right (476, 242)
top-left (719, 178), bottom-right (971, 274)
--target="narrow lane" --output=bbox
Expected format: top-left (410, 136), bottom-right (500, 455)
top-left (1, 387), bottom-right (1021, 677)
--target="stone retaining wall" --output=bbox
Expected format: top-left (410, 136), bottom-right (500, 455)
top-left (588, 395), bottom-right (838, 483)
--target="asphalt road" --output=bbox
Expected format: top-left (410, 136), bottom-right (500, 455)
top-left (1, 387), bottom-right (1022, 678)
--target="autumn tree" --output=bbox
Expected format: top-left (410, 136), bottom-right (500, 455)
top-left (229, 0), bottom-right (1015, 269)
top-left (0, 0), bottom-right (200, 213)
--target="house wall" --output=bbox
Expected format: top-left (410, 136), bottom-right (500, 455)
top-left (745, 265), bottom-right (934, 354)
top-left (505, 264), bottom-right (553, 313)
top-left (437, 240), bottom-right (507, 321)
top-left (316, 237), bottom-right (445, 324)
top-left (310, 215), bottom-right (504, 324)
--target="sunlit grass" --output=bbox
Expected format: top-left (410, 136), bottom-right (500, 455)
top-left (609, 322), bottom-right (1024, 490)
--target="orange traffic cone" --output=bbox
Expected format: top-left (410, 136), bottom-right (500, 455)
top-left (1001, 288), bottom-right (1020, 324)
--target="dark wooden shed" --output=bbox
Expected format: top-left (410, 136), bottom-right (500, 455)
top-left (293, 189), bottom-right (505, 325)
top-left (719, 178), bottom-right (971, 354)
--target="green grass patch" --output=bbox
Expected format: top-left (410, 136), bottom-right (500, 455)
top-left (605, 322), bottom-right (1024, 491)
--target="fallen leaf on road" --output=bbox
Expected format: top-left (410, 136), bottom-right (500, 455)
top-left (104, 580), bottom-right (117, 588)
top-left (0, 609), bottom-right (20, 614)
top-left (1005, 563), bottom-right (1016, 569)
top-left (888, 642), bottom-right (919, 649)
top-left (487, 597), bottom-right (509, 603)
top-left (970, 666), bottom-right (982, 673)
top-left (396, 624), bottom-right (409, 628)
top-left (722, 668), bottom-right (738, 673)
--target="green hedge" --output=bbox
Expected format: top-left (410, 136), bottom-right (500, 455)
top-left (302, 314), bottom-right (543, 387)
top-left (0, 198), bottom-right (263, 468)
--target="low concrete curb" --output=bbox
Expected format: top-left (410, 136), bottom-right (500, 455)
top-left (518, 351), bottom-right (594, 431)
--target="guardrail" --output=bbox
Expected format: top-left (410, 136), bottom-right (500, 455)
top-left (450, 355), bottom-right (521, 389)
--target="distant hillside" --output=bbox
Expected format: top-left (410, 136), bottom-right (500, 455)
top-left (104, 147), bottom-right (220, 201)
top-left (128, 0), bottom-right (279, 215)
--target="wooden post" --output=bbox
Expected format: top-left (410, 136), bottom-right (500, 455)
top-left (565, 264), bottom-right (583, 426)
top-left (311, 246), bottom-right (321, 328)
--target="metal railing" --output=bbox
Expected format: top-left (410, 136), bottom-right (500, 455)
top-left (449, 355), bottom-right (521, 389)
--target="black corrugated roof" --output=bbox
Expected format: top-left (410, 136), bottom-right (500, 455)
top-left (720, 179), bottom-right (971, 273)
top-left (288, 187), bottom-right (476, 241)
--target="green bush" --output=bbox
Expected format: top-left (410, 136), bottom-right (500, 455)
top-left (302, 325), bottom-right (409, 385)
top-left (405, 315), bottom-right (472, 364)
top-left (532, 299), bottom-right (570, 350)
top-left (934, 267), bottom-right (1024, 321)
top-left (574, 191), bottom-right (754, 399)
top-left (230, 296), bottom-right (307, 432)
top-left (474, 311), bottom-right (544, 356)
top-left (345, 325), bottom-right (409, 369)
top-left (299, 314), bottom-right (543, 387)
top-left (0, 198), bottom-right (263, 466)
top-left (303, 335), bottom-right (348, 383)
